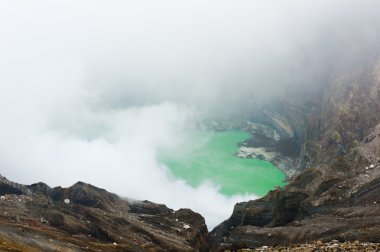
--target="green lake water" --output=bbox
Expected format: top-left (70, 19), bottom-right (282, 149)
top-left (160, 131), bottom-right (287, 197)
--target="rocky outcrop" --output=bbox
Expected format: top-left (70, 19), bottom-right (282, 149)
top-left (0, 180), bottom-right (210, 251)
top-left (233, 54), bottom-right (380, 179)
top-left (210, 123), bottom-right (380, 251)
top-left (208, 54), bottom-right (380, 250)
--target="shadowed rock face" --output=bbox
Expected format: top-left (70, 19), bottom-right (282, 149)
top-left (0, 183), bottom-right (24, 196)
top-left (210, 122), bottom-right (380, 251)
top-left (232, 54), bottom-right (380, 179)
top-left (209, 54), bottom-right (380, 251)
top-left (48, 182), bottom-right (121, 210)
top-left (0, 179), bottom-right (210, 251)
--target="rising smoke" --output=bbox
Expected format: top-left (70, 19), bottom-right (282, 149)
top-left (0, 0), bottom-right (380, 228)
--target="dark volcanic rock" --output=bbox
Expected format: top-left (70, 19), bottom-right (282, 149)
top-left (0, 183), bottom-right (24, 196)
top-left (209, 54), bottom-right (380, 250)
top-left (0, 180), bottom-right (210, 251)
top-left (232, 55), bottom-right (380, 180)
top-left (29, 182), bottom-right (51, 195)
top-left (129, 200), bottom-right (172, 215)
top-left (48, 181), bottom-right (121, 210)
top-left (210, 123), bottom-right (380, 251)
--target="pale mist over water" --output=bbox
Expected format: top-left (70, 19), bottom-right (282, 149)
top-left (0, 0), bottom-right (380, 228)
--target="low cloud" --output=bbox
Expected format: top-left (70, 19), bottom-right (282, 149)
top-left (0, 94), bottom-right (254, 227)
top-left (0, 0), bottom-right (379, 228)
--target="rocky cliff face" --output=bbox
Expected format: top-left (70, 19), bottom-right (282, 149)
top-left (234, 53), bottom-right (380, 179)
top-left (210, 123), bottom-right (380, 251)
top-left (210, 55), bottom-right (380, 250)
top-left (301, 57), bottom-right (380, 169)
top-left (0, 179), bottom-right (210, 251)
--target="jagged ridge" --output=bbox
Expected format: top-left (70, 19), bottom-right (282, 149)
top-left (0, 179), bottom-right (210, 251)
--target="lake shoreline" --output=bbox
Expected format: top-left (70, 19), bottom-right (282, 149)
top-left (160, 130), bottom-right (287, 197)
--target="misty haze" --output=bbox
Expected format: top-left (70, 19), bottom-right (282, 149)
top-left (1, 1), bottom-right (380, 251)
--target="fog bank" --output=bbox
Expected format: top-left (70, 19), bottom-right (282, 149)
top-left (1, 0), bottom-right (380, 228)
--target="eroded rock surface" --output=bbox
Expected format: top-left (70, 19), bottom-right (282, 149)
top-left (210, 123), bottom-right (380, 251)
top-left (0, 179), bottom-right (210, 252)
top-left (232, 55), bottom-right (380, 180)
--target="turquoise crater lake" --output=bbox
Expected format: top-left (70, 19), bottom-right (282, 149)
top-left (160, 131), bottom-right (287, 197)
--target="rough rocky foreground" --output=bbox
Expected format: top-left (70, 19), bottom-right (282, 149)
top-left (210, 123), bottom-right (380, 251)
top-left (0, 179), bottom-right (209, 251)
top-left (234, 240), bottom-right (380, 252)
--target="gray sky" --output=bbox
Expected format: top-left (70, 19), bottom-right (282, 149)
top-left (0, 0), bottom-right (379, 228)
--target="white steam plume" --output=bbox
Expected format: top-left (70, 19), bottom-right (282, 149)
top-left (1, 0), bottom-right (380, 228)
